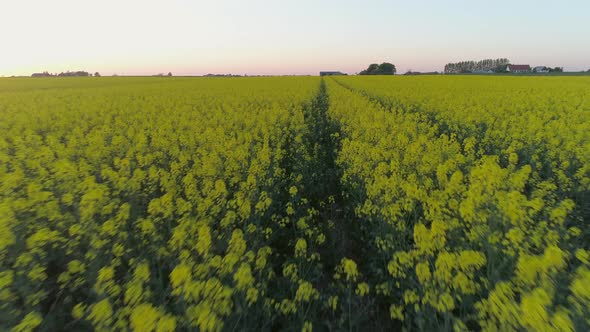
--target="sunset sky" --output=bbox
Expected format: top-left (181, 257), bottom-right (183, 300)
top-left (1, 0), bottom-right (589, 76)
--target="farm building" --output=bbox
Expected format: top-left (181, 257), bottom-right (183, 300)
top-left (31, 72), bottom-right (54, 77)
top-left (533, 66), bottom-right (550, 73)
top-left (320, 71), bottom-right (346, 76)
top-left (506, 64), bottom-right (531, 73)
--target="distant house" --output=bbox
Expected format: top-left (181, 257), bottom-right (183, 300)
top-left (404, 71), bottom-right (441, 75)
top-left (533, 66), bottom-right (550, 73)
top-left (506, 64), bottom-right (531, 73)
top-left (320, 71), bottom-right (346, 76)
top-left (203, 73), bottom-right (242, 77)
top-left (472, 69), bottom-right (494, 74)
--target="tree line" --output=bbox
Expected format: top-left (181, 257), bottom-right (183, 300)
top-left (444, 58), bottom-right (510, 74)
top-left (31, 71), bottom-right (100, 77)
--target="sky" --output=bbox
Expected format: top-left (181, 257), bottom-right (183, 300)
top-left (1, 0), bottom-right (589, 76)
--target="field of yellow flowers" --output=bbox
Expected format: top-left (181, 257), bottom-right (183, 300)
top-left (1, 76), bottom-right (588, 331)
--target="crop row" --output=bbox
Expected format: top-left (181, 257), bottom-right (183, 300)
top-left (327, 76), bottom-right (589, 331)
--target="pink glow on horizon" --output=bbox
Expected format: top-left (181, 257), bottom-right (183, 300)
top-left (1, 0), bottom-right (589, 76)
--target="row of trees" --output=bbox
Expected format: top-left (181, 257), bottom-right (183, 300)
top-left (444, 58), bottom-right (510, 74)
top-left (57, 71), bottom-right (90, 77)
top-left (31, 72), bottom-right (179, 77)
top-left (31, 71), bottom-right (101, 77)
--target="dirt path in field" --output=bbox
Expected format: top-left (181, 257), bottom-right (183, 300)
top-left (302, 80), bottom-right (361, 264)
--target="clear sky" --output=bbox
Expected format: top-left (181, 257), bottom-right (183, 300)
top-left (1, 0), bottom-right (589, 76)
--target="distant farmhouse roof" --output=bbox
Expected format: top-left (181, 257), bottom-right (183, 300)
top-left (472, 69), bottom-right (494, 74)
top-left (320, 71), bottom-right (346, 76)
top-left (507, 64), bottom-right (531, 72)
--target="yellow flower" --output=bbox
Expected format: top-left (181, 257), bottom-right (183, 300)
top-left (415, 262), bottom-right (431, 284)
top-left (27, 266), bottom-right (47, 281)
top-left (255, 247), bottom-right (272, 271)
top-left (72, 303), bottom-right (86, 320)
top-left (295, 238), bottom-right (307, 258)
top-left (435, 293), bottom-right (455, 312)
top-left (302, 321), bottom-right (312, 332)
top-left (156, 315), bottom-right (177, 332)
top-left (520, 288), bottom-right (551, 331)
top-left (403, 290), bottom-right (419, 305)
top-left (13, 312), bottom-right (43, 332)
top-left (316, 233), bottom-right (326, 245)
top-left (389, 304), bottom-right (403, 320)
top-left (196, 224), bottom-right (212, 256)
top-left (187, 302), bottom-right (224, 332)
top-left (552, 309), bottom-right (574, 332)
top-left (130, 303), bottom-right (159, 332)
top-left (295, 281), bottom-right (319, 303)
top-left (279, 299), bottom-right (297, 315)
top-left (328, 295), bottom-right (338, 311)
top-left (170, 263), bottom-right (192, 294)
top-left (341, 258), bottom-right (358, 282)
top-left (228, 229), bottom-right (246, 256)
top-left (356, 282), bottom-right (370, 296)
top-left (246, 287), bottom-right (259, 305)
top-left (89, 299), bottom-right (113, 327)
top-left (283, 263), bottom-right (298, 281)
top-left (234, 263), bottom-right (254, 291)
top-left (134, 262), bottom-right (151, 282)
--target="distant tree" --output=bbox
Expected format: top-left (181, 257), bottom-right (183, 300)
top-left (495, 64), bottom-right (509, 73)
top-left (549, 67), bottom-right (563, 73)
top-left (168, 72), bottom-right (173, 77)
top-left (360, 63), bottom-right (379, 75)
top-left (94, 72), bottom-right (101, 77)
top-left (359, 62), bottom-right (396, 75)
top-left (377, 63), bottom-right (396, 75)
